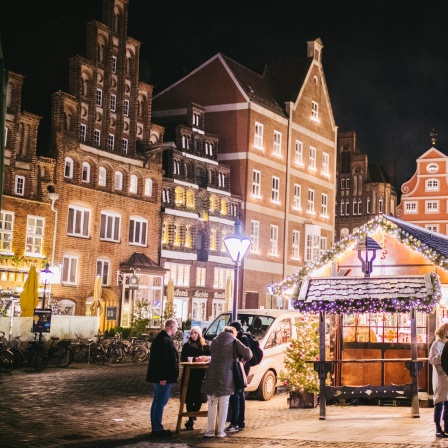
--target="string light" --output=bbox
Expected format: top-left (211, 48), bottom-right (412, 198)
top-left (273, 215), bottom-right (442, 314)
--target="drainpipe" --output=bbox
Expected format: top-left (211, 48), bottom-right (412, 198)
top-left (48, 192), bottom-right (59, 266)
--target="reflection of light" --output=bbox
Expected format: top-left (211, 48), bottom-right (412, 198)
top-left (154, 301), bottom-right (161, 307)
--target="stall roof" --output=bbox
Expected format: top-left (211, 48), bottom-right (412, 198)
top-left (274, 215), bottom-right (446, 314)
top-left (120, 252), bottom-right (168, 275)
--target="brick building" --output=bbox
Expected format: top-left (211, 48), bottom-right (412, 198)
top-left (159, 103), bottom-right (243, 322)
top-left (335, 131), bottom-right (397, 241)
top-left (152, 39), bottom-right (337, 309)
top-left (396, 136), bottom-right (448, 233)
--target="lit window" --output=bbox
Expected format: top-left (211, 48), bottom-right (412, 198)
top-left (309, 146), bottom-right (317, 170)
top-left (26, 216), bottom-right (44, 256)
top-left (292, 230), bottom-right (300, 260)
top-left (254, 122), bottom-right (264, 149)
top-left (98, 167), bottom-right (107, 186)
top-left (252, 170), bottom-right (261, 197)
top-left (321, 193), bottom-right (328, 217)
top-left (165, 262), bottom-right (190, 287)
top-left (129, 175), bottom-right (138, 194)
top-left (295, 140), bottom-right (303, 165)
top-left (100, 211), bottom-right (121, 242)
top-left (0, 211), bottom-right (14, 252)
top-left (311, 101), bottom-right (319, 121)
top-left (269, 225), bottom-right (279, 256)
top-left (305, 224), bottom-right (321, 262)
top-left (322, 152), bottom-right (329, 176)
top-left (426, 179), bottom-right (439, 191)
top-left (62, 255), bottom-right (78, 284)
top-left (144, 178), bottom-right (153, 197)
top-left (308, 189), bottom-right (315, 214)
top-left (404, 202), bottom-right (417, 213)
top-left (213, 267), bottom-right (233, 289)
top-left (114, 171), bottom-right (123, 190)
top-left (293, 184), bottom-right (301, 210)
top-left (273, 131), bottom-right (282, 156)
top-left (250, 220), bottom-right (260, 253)
top-left (426, 201), bottom-right (439, 213)
top-left (196, 267), bottom-right (206, 287)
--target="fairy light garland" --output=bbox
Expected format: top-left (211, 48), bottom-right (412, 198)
top-left (273, 215), bottom-right (443, 314)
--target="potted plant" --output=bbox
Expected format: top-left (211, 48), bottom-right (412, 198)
top-left (279, 316), bottom-right (320, 408)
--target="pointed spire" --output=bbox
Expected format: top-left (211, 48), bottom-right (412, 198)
top-left (430, 128), bottom-right (437, 146)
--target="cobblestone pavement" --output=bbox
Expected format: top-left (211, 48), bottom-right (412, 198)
top-left (0, 362), bottom-right (446, 448)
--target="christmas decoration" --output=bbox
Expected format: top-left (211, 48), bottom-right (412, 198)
top-left (279, 316), bottom-right (319, 393)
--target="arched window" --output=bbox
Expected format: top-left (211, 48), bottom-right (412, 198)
top-left (161, 222), bottom-right (167, 244)
top-left (64, 157), bottom-right (74, 178)
top-left (162, 188), bottom-right (170, 204)
top-left (144, 178), bottom-right (153, 197)
top-left (186, 190), bottom-right (195, 209)
top-left (173, 160), bottom-right (181, 175)
top-left (82, 162), bottom-right (90, 183)
top-left (129, 175), bottom-right (138, 194)
top-left (366, 197), bottom-right (371, 214)
top-left (340, 200), bottom-right (345, 216)
top-left (175, 187), bottom-right (185, 206)
top-left (98, 167), bottom-right (107, 186)
top-left (378, 197), bottom-right (383, 213)
top-left (114, 171), bottom-right (123, 190)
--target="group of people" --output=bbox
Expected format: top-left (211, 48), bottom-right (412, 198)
top-left (146, 318), bottom-right (253, 438)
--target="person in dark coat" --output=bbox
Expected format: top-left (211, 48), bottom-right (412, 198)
top-left (180, 325), bottom-right (210, 430)
top-left (146, 318), bottom-right (179, 438)
top-left (226, 321), bottom-right (251, 432)
top-left (201, 326), bottom-right (252, 438)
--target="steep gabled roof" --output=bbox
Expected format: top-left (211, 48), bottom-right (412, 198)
top-left (274, 214), bottom-right (447, 313)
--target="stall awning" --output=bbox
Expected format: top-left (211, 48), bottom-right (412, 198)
top-left (120, 252), bottom-right (168, 275)
top-left (291, 273), bottom-right (440, 314)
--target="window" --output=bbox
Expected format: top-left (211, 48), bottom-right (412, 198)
top-left (250, 220), bottom-right (260, 253)
top-left (165, 262), bottom-right (190, 287)
top-left (292, 230), bottom-right (300, 260)
top-left (108, 133), bottom-right (114, 151)
top-left (309, 146), bottom-right (317, 170)
top-left (96, 89), bottom-right (103, 107)
top-left (110, 94), bottom-right (116, 112)
top-left (124, 99), bottom-right (129, 116)
top-left (340, 200), bottom-right (345, 216)
top-left (254, 122), bottom-right (263, 149)
top-left (345, 200), bottom-right (350, 215)
top-left (196, 267), bottom-right (206, 286)
top-left (269, 225), bottom-right (279, 256)
top-left (114, 171), bottom-right (123, 190)
top-left (80, 123), bottom-right (87, 142)
top-left (367, 197), bottom-right (371, 214)
top-left (322, 152), bottom-right (329, 176)
top-left (273, 131), bottom-right (282, 156)
top-left (94, 129), bottom-right (101, 146)
top-left (192, 112), bottom-right (200, 127)
top-left (173, 160), bottom-right (181, 175)
top-left (96, 258), bottom-right (110, 286)
top-left (293, 184), bottom-right (301, 210)
top-left (218, 172), bottom-right (225, 188)
top-left (358, 199), bottom-right (363, 215)
top-left (162, 188), bottom-right (170, 203)
top-left (122, 138), bottom-right (128, 154)
top-left (321, 193), bottom-right (328, 217)
top-left (129, 174), bottom-right (138, 194)
top-left (341, 178), bottom-right (346, 190)
top-left (307, 189), bottom-right (315, 214)
top-left (305, 224), bottom-right (321, 262)
top-left (311, 101), bottom-right (319, 121)
top-left (295, 140), bottom-right (303, 165)
top-left (182, 135), bottom-right (190, 150)
top-left (144, 178), bottom-right (153, 197)
top-left (14, 176), bottom-right (25, 196)
top-left (271, 176), bottom-right (280, 203)
top-left (340, 228), bottom-right (349, 240)
top-left (129, 217), bottom-right (147, 246)
top-left (0, 211), bottom-right (14, 252)
top-left (404, 201), bottom-right (417, 213)
top-left (252, 170), bottom-right (261, 197)
top-left (213, 267), bottom-right (233, 288)
top-left (378, 198), bottom-right (383, 213)
top-left (64, 157), bottom-right (74, 178)
top-left (426, 224), bottom-right (439, 232)
top-left (112, 56), bottom-right (117, 73)
top-left (62, 255), bottom-right (78, 284)
top-left (100, 211), bottom-right (121, 242)
top-left (353, 199), bottom-right (357, 215)
top-left (96, 167), bottom-right (106, 187)
top-left (67, 205), bottom-right (90, 238)
top-left (320, 236), bottom-right (327, 256)
top-left (82, 162), bottom-right (90, 183)
top-left (25, 216), bottom-right (44, 256)
top-left (426, 201), bottom-right (439, 213)
top-left (426, 179), bottom-right (439, 191)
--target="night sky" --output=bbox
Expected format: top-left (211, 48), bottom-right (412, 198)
top-left (2, 0), bottom-right (448, 189)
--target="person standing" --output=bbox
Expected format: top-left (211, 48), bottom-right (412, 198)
top-left (180, 325), bottom-right (210, 430)
top-left (226, 321), bottom-right (251, 432)
top-left (429, 322), bottom-right (448, 438)
top-left (201, 326), bottom-right (252, 438)
top-left (146, 318), bottom-right (179, 438)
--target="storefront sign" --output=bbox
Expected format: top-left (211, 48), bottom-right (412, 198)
top-left (174, 288), bottom-right (189, 297)
top-left (213, 292), bottom-right (225, 299)
top-left (194, 290), bottom-right (209, 298)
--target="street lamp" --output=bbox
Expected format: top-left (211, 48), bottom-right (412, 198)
top-left (223, 218), bottom-right (251, 322)
top-left (39, 263), bottom-right (54, 309)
